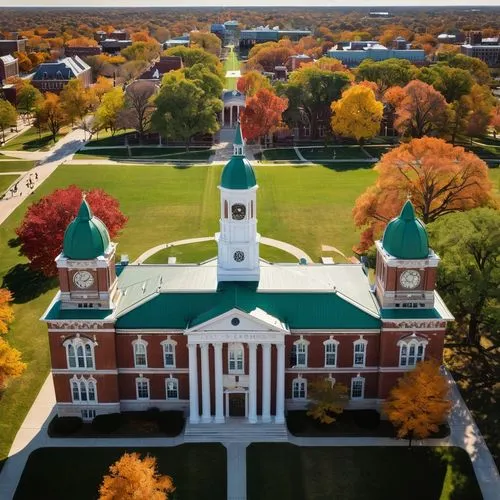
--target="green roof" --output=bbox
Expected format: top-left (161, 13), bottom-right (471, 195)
top-left (382, 200), bottom-right (429, 259)
top-left (44, 299), bottom-right (113, 321)
top-left (234, 122), bottom-right (244, 145)
top-left (63, 200), bottom-right (111, 260)
top-left (220, 155), bottom-right (256, 190)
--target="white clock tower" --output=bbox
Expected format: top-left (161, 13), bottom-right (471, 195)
top-left (216, 124), bottom-right (260, 282)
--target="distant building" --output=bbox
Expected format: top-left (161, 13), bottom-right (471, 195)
top-left (42, 31), bottom-right (58, 39)
top-left (110, 30), bottom-right (129, 41)
top-left (163, 35), bottom-right (190, 50)
top-left (138, 56), bottom-right (183, 81)
top-left (461, 31), bottom-right (500, 66)
top-left (100, 39), bottom-right (133, 54)
top-left (327, 41), bottom-right (426, 67)
top-left (210, 24), bottom-right (226, 42)
top-left (64, 45), bottom-right (102, 58)
top-left (0, 54), bottom-right (19, 83)
top-left (31, 56), bottom-right (91, 93)
top-left (369, 11), bottom-right (392, 18)
top-left (0, 38), bottom-right (27, 57)
top-left (239, 26), bottom-right (312, 48)
top-left (274, 66), bottom-right (288, 81)
top-left (288, 54), bottom-right (313, 71)
top-left (437, 34), bottom-right (457, 44)
top-left (0, 83), bottom-right (17, 105)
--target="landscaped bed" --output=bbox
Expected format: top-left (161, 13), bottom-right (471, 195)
top-left (14, 444), bottom-right (226, 500)
top-left (298, 146), bottom-right (370, 160)
top-left (247, 444), bottom-right (482, 500)
top-left (287, 410), bottom-right (449, 438)
top-left (255, 148), bottom-right (300, 161)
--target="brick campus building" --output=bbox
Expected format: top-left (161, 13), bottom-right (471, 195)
top-left (42, 126), bottom-right (453, 425)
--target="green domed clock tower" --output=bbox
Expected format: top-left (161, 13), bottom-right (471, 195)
top-left (374, 200), bottom-right (440, 309)
top-left (55, 199), bottom-right (118, 310)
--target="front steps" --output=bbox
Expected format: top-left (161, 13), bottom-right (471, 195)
top-left (184, 418), bottom-right (289, 443)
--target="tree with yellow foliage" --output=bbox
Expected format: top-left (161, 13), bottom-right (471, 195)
top-left (0, 288), bottom-right (14, 335)
top-left (99, 452), bottom-right (175, 500)
top-left (384, 360), bottom-right (451, 447)
top-left (331, 84), bottom-right (383, 143)
top-left (306, 377), bottom-right (348, 424)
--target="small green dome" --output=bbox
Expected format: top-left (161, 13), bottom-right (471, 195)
top-left (63, 199), bottom-right (110, 260)
top-left (221, 155), bottom-right (256, 190)
top-left (382, 200), bottom-right (429, 259)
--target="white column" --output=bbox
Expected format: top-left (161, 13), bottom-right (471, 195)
top-left (222, 108), bottom-right (225, 127)
top-left (230, 106), bottom-right (233, 128)
top-left (262, 343), bottom-right (271, 423)
top-left (188, 343), bottom-right (200, 424)
top-left (275, 343), bottom-right (285, 424)
top-left (200, 343), bottom-right (211, 423)
top-left (213, 342), bottom-right (224, 423)
top-left (248, 343), bottom-right (257, 423)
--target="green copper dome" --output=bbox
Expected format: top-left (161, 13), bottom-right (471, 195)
top-left (382, 200), bottom-right (429, 259)
top-left (221, 155), bottom-right (256, 189)
top-left (234, 122), bottom-right (244, 146)
top-left (63, 199), bottom-right (110, 260)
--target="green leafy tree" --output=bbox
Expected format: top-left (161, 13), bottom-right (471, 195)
top-left (152, 72), bottom-right (222, 150)
top-left (164, 46), bottom-right (223, 78)
top-left (0, 99), bottom-right (17, 143)
top-left (17, 83), bottom-right (43, 119)
top-left (183, 62), bottom-right (224, 100)
top-left (356, 58), bottom-right (417, 93)
top-left (190, 31), bottom-right (221, 56)
top-left (418, 65), bottom-right (473, 103)
top-left (428, 208), bottom-right (500, 345)
top-left (307, 378), bottom-right (348, 424)
top-left (121, 41), bottom-right (161, 62)
top-left (94, 87), bottom-right (125, 136)
top-left (436, 52), bottom-right (491, 85)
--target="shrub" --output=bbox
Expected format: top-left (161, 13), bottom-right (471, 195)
top-left (157, 411), bottom-right (185, 436)
top-left (92, 413), bottom-right (123, 434)
top-left (353, 410), bottom-right (381, 429)
top-left (48, 416), bottom-right (83, 436)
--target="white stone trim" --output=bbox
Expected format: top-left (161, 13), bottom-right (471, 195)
top-left (353, 336), bottom-right (368, 368)
top-left (323, 336), bottom-right (339, 368)
top-left (53, 369), bottom-right (118, 375)
top-left (132, 338), bottom-right (148, 368)
top-left (161, 336), bottom-right (177, 368)
top-left (118, 368), bottom-right (189, 374)
top-left (70, 375), bottom-right (98, 403)
top-left (286, 367), bottom-right (379, 374)
top-left (188, 331), bottom-right (284, 344)
top-left (292, 376), bottom-right (307, 400)
top-left (350, 375), bottom-right (365, 399)
top-left (135, 376), bottom-right (150, 400)
top-left (165, 376), bottom-right (179, 400)
top-left (228, 342), bottom-right (245, 374)
top-left (63, 336), bottom-right (96, 370)
top-left (374, 240), bottom-right (440, 268)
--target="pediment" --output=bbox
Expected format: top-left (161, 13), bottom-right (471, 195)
top-left (186, 307), bottom-right (289, 334)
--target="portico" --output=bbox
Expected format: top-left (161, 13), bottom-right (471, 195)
top-left (222, 90), bottom-right (245, 128)
top-left (186, 308), bottom-right (288, 425)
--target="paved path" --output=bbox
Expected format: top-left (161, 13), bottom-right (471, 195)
top-left (0, 127), bottom-right (88, 225)
top-left (226, 443), bottom-right (247, 500)
top-left (134, 236), bottom-right (312, 264)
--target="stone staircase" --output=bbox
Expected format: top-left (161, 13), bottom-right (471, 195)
top-left (184, 418), bottom-right (289, 443)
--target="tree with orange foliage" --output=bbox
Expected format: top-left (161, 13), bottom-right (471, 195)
top-left (246, 42), bottom-right (295, 73)
top-left (16, 51), bottom-right (32, 73)
top-left (66, 36), bottom-right (98, 47)
top-left (392, 80), bottom-right (447, 138)
top-left (236, 70), bottom-right (272, 97)
top-left (307, 378), bottom-right (348, 424)
top-left (240, 88), bottom-right (288, 142)
top-left (353, 138), bottom-right (493, 252)
top-left (190, 31), bottom-right (221, 56)
top-left (34, 92), bottom-right (67, 143)
top-left (99, 452), bottom-right (175, 500)
top-left (93, 76), bottom-right (114, 104)
top-left (384, 360), bottom-right (451, 447)
top-left (490, 105), bottom-right (500, 135)
top-left (309, 56), bottom-right (348, 73)
top-left (0, 289), bottom-right (14, 335)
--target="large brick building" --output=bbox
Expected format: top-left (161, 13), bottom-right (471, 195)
top-left (0, 54), bottom-right (19, 83)
top-left (31, 56), bottom-right (91, 93)
top-left (42, 126), bottom-right (453, 424)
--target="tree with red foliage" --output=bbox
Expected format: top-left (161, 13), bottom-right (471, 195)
top-left (16, 185), bottom-right (128, 277)
top-left (236, 70), bottom-right (271, 97)
top-left (240, 88), bottom-right (288, 142)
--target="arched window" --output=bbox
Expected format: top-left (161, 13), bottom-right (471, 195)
top-left (228, 343), bottom-right (244, 374)
top-left (353, 338), bottom-right (368, 367)
top-left (292, 378), bottom-right (307, 399)
top-left (136, 377), bottom-right (150, 400)
top-left (64, 338), bottom-right (95, 369)
top-left (132, 339), bottom-right (148, 368)
top-left (351, 376), bottom-right (365, 399)
top-left (70, 376), bottom-right (98, 403)
top-left (165, 378), bottom-right (179, 400)
top-left (323, 338), bottom-right (339, 367)
top-left (161, 338), bottom-right (177, 368)
top-left (398, 337), bottom-right (428, 367)
top-left (291, 337), bottom-right (309, 368)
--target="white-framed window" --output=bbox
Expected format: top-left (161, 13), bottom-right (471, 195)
top-left (81, 409), bottom-right (96, 421)
top-left (228, 343), bottom-right (244, 374)
top-left (70, 375), bottom-right (97, 403)
top-left (398, 338), bottom-right (427, 367)
top-left (303, 125), bottom-right (311, 137)
top-left (292, 338), bottom-right (309, 368)
top-left (353, 338), bottom-right (368, 367)
top-left (132, 339), bottom-right (148, 368)
top-left (64, 338), bottom-right (95, 369)
top-left (165, 377), bottom-right (179, 400)
top-left (161, 338), bottom-right (177, 368)
top-left (351, 376), bottom-right (365, 399)
top-left (136, 377), bottom-right (150, 400)
top-left (292, 377), bottom-right (307, 399)
top-left (323, 338), bottom-right (339, 367)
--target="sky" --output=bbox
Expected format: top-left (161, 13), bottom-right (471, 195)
top-left (0, 0), bottom-right (499, 7)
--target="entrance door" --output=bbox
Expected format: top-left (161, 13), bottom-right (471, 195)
top-left (229, 393), bottom-right (246, 417)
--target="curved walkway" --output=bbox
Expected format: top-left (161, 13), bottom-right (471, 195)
top-left (134, 236), bottom-right (313, 265)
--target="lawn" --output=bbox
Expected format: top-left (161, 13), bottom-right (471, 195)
top-left (224, 47), bottom-right (240, 91)
top-left (362, 145), bottom-right (393, 158)
top-left (1, 127), bottom-right (67, 152)
top-left (144, 240), bottom-right (300, 264)
top-left (298, 146), bottom-right (370, 161)
top-left (0, 175), bottom-right (19, 196)
top-left (14, 445), bottom-right (226, 500)
top-left (86, 129), bottom-right (134, 147)
top-left (247, 444), bottom-right (482, 500)
top-left (257, 148), bottom-right (300, 161)
top-left (0, 161), bottom-right (35, 173)
top-left (74, 147), bottom-right (214, 161)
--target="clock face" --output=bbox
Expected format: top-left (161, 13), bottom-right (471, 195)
top-left (73, 271), bottom-right (94, 289)
top-left (400, 270), bottom-right (421, 289)
top-left (231, 203), bottom-right (246, 220)
top-left (233, 251), bottom-right (245, 263)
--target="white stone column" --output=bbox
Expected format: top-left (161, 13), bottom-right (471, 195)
top-left (213, 342), bottom-right (224, 423)
top-left (262, 343), bottom-right (271, 423)
top-left (230, 106), bottom-right (233, 128)
top-left (248, 343), bottom-right (257, 423)
top-left (275, 343), bottom-right (285, 424)
top-left (200, 343), bottom-right (211, 423)
top-left (188, 343), bottom-right (200, 424)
